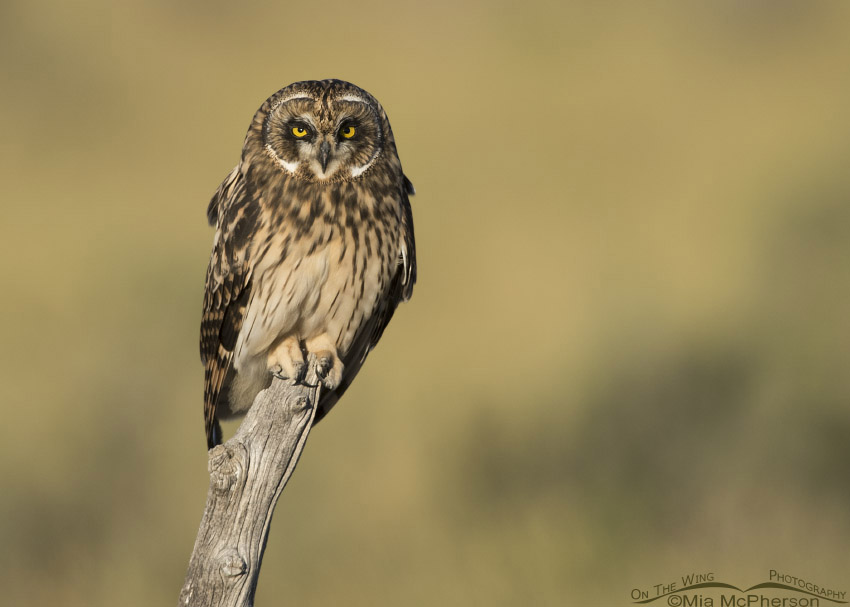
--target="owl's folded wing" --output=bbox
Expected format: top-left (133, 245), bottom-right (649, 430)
top-left (200, 166), bottom-right (257, 449)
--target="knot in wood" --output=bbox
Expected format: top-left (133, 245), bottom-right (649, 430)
top-left (294, 395), bottom-right (310, 412)
top-left (218, 550), bottom-right (247, 577)
top-left (208, 443), bottom-right (248, 493)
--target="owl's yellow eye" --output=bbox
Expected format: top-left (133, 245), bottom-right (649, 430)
top-left (340, 125), bottom-right (356, 139)
top-left (291, 126), bottom-right (308, 138)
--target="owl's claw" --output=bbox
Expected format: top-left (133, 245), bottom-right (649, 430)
top-left (268, 336), bottom-right (306, 384)
top-left (316, 356), bottom-right (330, 376)
top-left (270, 362), bottom-right (304, 384)
top-left (305, 335), bottom-right (344, 390)
top-left (268, 334), bottom-right (343, 389)
top-left (314, 353), bottom-right (343, 390)
top-left (291, 360), bottom-right (306, 382)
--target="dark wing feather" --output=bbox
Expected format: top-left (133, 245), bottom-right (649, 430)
top-left (314, 175), bottom-right (417, 422)
top-left (200, 166), bottom-right (257, 448)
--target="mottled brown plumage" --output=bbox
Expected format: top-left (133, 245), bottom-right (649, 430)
top-left (200, 80), bottom-right (416, 449)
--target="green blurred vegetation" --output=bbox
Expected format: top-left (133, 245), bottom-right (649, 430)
top-left (2, 1), bottom-right (849, 605)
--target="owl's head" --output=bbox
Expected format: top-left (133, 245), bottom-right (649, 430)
top-left (246, 80), bottom-right (394, 183)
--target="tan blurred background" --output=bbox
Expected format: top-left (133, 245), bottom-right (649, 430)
top-left (2, 1), bottom-right (849, 605)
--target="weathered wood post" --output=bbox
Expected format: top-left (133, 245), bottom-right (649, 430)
top-left (179, 358), bottom-right (321, 607)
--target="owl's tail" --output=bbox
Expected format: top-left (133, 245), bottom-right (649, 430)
top-left (207, 417), bottom-right (223, 450)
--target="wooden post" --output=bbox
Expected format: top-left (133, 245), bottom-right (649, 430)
top-left (178, 359), bottom-right (320, 607)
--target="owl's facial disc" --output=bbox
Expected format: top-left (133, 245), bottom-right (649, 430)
top-left (264, 93), bottom-right (383, 182)
top-left (283, 117), bottom-right (361, 181)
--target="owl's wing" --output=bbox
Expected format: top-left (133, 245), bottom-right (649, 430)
top-left (200, 166), bottom-right (258, 449)
top-left (314, 175), bottom-right (417, 422)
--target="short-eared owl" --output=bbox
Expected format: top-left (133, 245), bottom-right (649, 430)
top-left (200, 80), bottom-right (416, 449)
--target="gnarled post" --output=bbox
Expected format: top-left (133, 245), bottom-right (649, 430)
top-left (179, 358), bottom-right (320, 607)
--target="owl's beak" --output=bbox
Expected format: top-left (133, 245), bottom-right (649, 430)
top-left (319, 141), bottom-right (331, 172)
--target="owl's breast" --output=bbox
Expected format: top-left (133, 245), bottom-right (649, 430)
top-left (234, 195), bottom-right (400, 368)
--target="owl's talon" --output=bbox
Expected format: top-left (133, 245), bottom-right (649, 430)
top-left (305, 334), bottom-right (344, 390)
top-left (313, 352), bottom-right (343, 390)
top-left (268, 336), bottom-right (306, 384)
top-left (317, 356), bottom-right (332, 376)
top-left (270, 365), bottom-right (297, 384)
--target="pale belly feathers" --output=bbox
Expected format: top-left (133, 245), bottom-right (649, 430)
top-left (227, 225), bottom-right (390, 412)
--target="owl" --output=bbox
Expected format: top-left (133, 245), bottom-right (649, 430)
top-left (199, 80), bottom-right (416, 449)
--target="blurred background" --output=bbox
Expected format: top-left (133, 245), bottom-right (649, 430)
top-left (2, 1), bottom-right (849, 605)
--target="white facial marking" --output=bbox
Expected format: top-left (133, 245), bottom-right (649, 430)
top-left (277, 94), bottom-right (316, 105)
top-left (339, 95), bottom-right (365, 103)
top-left (310, 159), bottom-right (341, 182)
top-left (267, 93), bottom-right (317, 115)
top-left (350, 150), bottom-right (381, 178)
top-left (265, 143), bottom-right (299, 174)
top-left (283, 94), bottom-right (315, 102)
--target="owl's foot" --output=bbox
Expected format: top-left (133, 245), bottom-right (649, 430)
top-left (268, 336), bottom-right (305, 384)
top-left (305, 334), bottom-right (344, 390)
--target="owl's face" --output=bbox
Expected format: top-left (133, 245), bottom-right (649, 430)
top-left (260, 81), bottom-right (385, 183)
